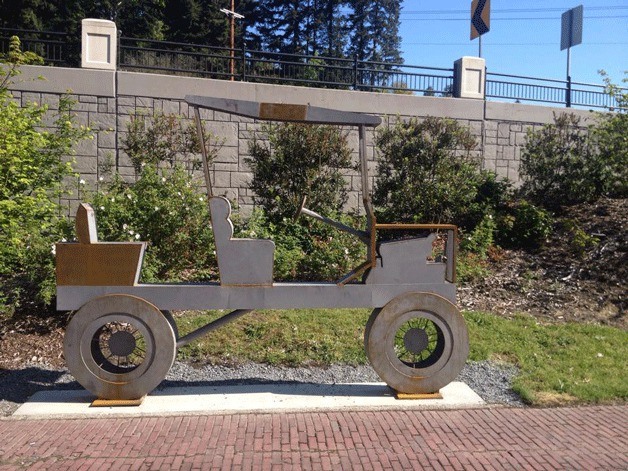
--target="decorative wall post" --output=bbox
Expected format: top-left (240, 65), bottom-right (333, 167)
top-left (81, 19), bottom-right (117, 70)
top-left (453, 57), bottom-right (486, 99)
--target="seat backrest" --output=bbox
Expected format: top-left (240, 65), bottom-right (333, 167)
top-left (209, 196), bottom-right (235, 245)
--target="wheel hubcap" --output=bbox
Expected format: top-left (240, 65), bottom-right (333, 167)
top-left (394, 315), bottom-right (445, 368)
top-left (403, 327), bottom-right (429, 354)
top-left (108, 330), bottom-right (137, 357)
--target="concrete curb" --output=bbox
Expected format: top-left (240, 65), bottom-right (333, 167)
top-left (13, 381), bottom-right (484, 419)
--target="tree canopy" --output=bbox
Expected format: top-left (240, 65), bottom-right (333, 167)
top-left (0, 0), bottom-right (403, 63)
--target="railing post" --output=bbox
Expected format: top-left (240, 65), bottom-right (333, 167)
top-left (241, 42), bottom-right (246, 82)
top-left (453, 57), bottom-right (485, 99)
top-left (81, 19), bottom-right (117, 70)
top-left (566, 75), bottom-right (572, 107)
top-left (353, 55), bottom-right (358, 90)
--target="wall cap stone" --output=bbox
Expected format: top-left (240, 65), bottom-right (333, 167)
top-left (9, 65), bottom-right (115, 97)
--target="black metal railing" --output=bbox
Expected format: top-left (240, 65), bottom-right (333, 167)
top-left (0, 27), bottom-right (79, 67)
top-left (119, 37), bottom-right (454, 95)
top-left (1, 28), bottom-right (625, 109)
top-left (486, 72), bottom-right (622, 110)
top-left (119, 37), bottom-right (234, 79)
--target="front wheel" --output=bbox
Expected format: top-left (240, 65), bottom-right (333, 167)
top-left (365, 292), bottom-right (469, 394)
top-left (64, 294), bottom-right (176, 400)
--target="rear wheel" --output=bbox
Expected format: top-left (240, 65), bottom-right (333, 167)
top-left (365, 292), bottom-right (468, 394)
top-left (64, 294), bottom-right (176, 400)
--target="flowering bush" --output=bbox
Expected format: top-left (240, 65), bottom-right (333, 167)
top-left (92, 165), bottom-right (217, 281)
top-left (91, 111), bottom-right (220, 282)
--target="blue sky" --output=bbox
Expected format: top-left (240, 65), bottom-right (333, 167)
top-left (398, 1), bottom-right (627, 86)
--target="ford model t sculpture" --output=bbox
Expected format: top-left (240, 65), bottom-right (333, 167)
top-left (56, 96), bottom-right (469, 400)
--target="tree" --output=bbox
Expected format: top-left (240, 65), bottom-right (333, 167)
top-left (256, 0), bottom-right (307, 54)
top-left (246, 123), bottom-right (352, 221)
top-left (305, 0), bottom-right (347, 57)
top-left (0, 37), bottom-right (91, 313)
top-left (347, 0), bottom-right (401, 63)
top-left (347, 0), bottom-right (402, 88)
top-left (0, 0), bottom-right (58, 30)
top-left (164, 0), bottom-right (226, 46)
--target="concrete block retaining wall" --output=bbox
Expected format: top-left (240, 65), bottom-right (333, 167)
top-left (11, 65), bottom-right (596, 218)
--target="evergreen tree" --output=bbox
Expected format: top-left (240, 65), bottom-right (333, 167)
top-left (347, 0), bottom-right (402, 87)
top-left (0, 0), bottom-right (58, 30)
top-left (164, 0), bottom-right (225, 45)
top-left (306, 0), bottom-right (347, 57)
top-left (256, 0), bottom-right (306, 54)
top-left (347, 0), bottom-right (401, 63)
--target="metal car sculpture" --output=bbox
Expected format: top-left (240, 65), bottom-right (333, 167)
top-left (57, 96), bottom-right (469, 400)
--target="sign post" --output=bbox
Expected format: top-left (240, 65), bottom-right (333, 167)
top-left (561, 5), bottom-right (583, 107)
top-left (470, 0), bottom-right (490, 57)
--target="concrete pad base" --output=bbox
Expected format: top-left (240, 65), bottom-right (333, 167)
top-left (13, 382), bottom-right (484, 418)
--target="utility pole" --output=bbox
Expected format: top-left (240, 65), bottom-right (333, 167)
top-left (221, 3), bottom-right (244, 81)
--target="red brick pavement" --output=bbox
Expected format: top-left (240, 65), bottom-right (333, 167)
top-left (0, 406), bottom-right (626, 470)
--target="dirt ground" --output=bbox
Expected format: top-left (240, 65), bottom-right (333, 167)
top-left (459, 198), bottom-right (626, 328)
top-left (0, 198), bottom-right (625, 370)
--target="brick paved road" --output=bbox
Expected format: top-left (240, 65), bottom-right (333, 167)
top-left (0, 406), bottom-right (626, 470)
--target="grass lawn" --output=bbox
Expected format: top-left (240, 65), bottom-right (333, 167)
top-left (175, 308), bottom-right (627, 406)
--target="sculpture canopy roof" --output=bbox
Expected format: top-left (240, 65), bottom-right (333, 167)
top-left (185, 95), bottom-right (381, 127)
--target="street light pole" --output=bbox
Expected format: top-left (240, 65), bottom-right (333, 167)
top-left (229, 0), bottom-right (235, 80)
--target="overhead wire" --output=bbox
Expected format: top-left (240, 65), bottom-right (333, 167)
top-left (401, 15), bottom-right (628, 22)
top-left (402, 6), bottom-right (628, 15)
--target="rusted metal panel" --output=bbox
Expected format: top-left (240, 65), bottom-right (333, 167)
top-left (91, 397), bottom-right (145, 407)
top-left (259, 103), bottom-right (308, 121)
top-left (395, 392), bottom-right (443, 400)
top-left (56, 242), bottom-right (146, 286)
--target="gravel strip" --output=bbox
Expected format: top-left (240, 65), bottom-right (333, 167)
top-left (0, 360), bottom-right (524, 417)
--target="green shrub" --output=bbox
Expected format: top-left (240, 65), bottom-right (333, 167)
top-left (90, 112), bottom-right (219, 282)
top-left (562, 220), bottom-right (600, 257)
top-left (241, 209), bottom-right (365, 282)
top-left (457, 214), bottom-right (496, 283)
top-left (246, 123), bottom-right (353, 222)
top-left (520, 109), bottom-right (627, 206)
top-left (460, 213), bottom-right (496, 258)
top-left (373, 116), bottom-right (497, 231)
top-left (91, 166), bottom-right (216, 281)
top-left (593, 71), bottom-right (627, 198)
top-left (0, 38), bottom-right (90, 315)
top-left (124, 111), bottom-right (205, 173)
top-left (244, 122), bottom-right (366, 281)
top-left (495, 200), bottom-right (553, 249)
